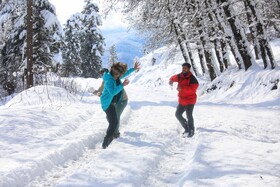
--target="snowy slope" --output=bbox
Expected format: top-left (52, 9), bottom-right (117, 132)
top-left (128, 39), bottom-right (280, 109)
top-left (0, 84), bottom-right (279, 187)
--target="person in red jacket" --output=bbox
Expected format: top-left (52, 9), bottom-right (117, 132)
top-left (169, 63), bottom-right (199, 137)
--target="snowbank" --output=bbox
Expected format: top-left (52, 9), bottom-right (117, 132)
top-left (128, 39), bottom-right (280, 109)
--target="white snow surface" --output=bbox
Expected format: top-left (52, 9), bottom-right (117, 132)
top-left (1, 39), bottom-right (280, 186)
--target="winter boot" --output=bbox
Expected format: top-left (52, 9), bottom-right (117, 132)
top-left (183, 121), bottom-right (189, 133)
top-left (102, 136), bottom-right (114, 149)
top-left (113, 132), bottom-right (120, 139)
top-left (187, 129), bottom-right (194, 138)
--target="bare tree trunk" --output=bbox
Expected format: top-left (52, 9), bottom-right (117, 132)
top-left (205, 0), bottom-right (224, 73)
top-left (220, 39), bottom-right (229, 69)
top-left (213, 0), bottom-right (236, 69)
top-left (277, 0), bottom-right (280, 8)
top-left (245, 0), bottom-right (276, 69)
top-left (245, 1), bottom-right (260, 60)
top-left (219, 0), bottom-right (254, 70)
top-left (197, 17), bottom-right (216, 81)
top-left (172, 22), bottom-right (190, 63)
top-left (26, 0), bottom-right (33, 88)
top-left (213, 41), bottom-right (224, 72)
top-left (197, 41), bottom-right (206, 74)
top-left (186, 42), bottom-right (195, 72)
top-left (167, 3), bottom-right (199, 76)
top-left (177, 24), bottom-right (198, 75)
top-left (273, 23), bottom-right (280, 33)
top-left (227, 36), bottom-right (242, 69)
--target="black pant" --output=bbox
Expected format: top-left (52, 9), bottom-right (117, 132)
top-left (175, 104), bottom-right (195, 131)
top-left (105, 104), bottom-right (118, 139)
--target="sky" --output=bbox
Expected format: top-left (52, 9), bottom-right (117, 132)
top-left (48, 0), bottom-right (128, 30)
top-left (48, 0), bottom-right (143, 68)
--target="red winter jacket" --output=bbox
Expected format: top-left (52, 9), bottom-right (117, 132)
top-left (170, 72), bottom-right (199, 106)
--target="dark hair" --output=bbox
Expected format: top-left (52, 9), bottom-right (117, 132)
top-left (110, 62), bottom-right (128, 76)
top-left (182, 63), bottom-right (191, 69)
top-left (100, 68), bottom-right (108, 74)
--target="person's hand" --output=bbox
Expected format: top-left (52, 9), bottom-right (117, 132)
top-left (88, 87), bottom-right (95, 93)
top-left (169, 80), bottom-right (173, 86)
top-left (123, 79), bottom-right (130, 86)
top-left (177, 86), bottom-right (181, 91)
top-left (134, 61), bottom-right (141, 72)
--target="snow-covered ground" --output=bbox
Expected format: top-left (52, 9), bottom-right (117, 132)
top-left (1, 39), bottom-right (280, 186)
top-left (0, 81), bottom-right (279, 187)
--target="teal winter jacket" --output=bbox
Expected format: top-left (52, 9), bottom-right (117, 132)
top-left (100, 68), bottom-right (135, 111)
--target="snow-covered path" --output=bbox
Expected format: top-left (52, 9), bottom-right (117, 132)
top-left (0, 85), bottom-right (279, 187)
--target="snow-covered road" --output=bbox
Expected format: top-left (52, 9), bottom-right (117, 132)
top-left (0, 85), bottom-right (279, 187)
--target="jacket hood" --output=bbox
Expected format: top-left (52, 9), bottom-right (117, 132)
top-left (103, 72), bottom-right (114, 81)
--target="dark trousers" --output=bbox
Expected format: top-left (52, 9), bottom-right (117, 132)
top-left (115, 99), bottom-right (128, 133)
top-left (175, 104), bottom-right (195, 131)
top-left (105, 104), bottom-right (118, 138)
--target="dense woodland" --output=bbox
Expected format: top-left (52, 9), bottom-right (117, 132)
top-left (0, 0), bottom-right (104, 96)
top-left (0, 0), bottom-right (279, 97)
top-left (103, 0), bottom-right (279, 78)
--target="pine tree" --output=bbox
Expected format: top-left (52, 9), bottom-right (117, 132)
top-left (61, 13), bottom-right (83, 77)
top-left (79, 0), bottom-right (105, 78)
top-left (108, 44), bottom-right (118, 68)
top-left (0, 0), bottom-right (26, 93)
top-left (0, 0), bottom-right (63, 93)
top-left (32, 0), bottom-right (63, 84)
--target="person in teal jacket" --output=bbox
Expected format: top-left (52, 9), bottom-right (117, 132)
top-left (113, 61), bottom-right (140, 139)
top-left (101, 62), bottom-right (135, 149)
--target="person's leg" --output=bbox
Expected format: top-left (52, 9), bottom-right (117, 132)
top-left (186, 104), bottom-right (195, 137)
top-left (103, 104), bottom-right (118, 148)
top-left (114, 99), bottom-right (128, 137)
top-left (175, 104), bottom-right (188, 132)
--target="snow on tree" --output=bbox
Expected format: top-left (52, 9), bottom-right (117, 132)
top-left (79, 0), bottom-right (105, 78)
top-left (103, 0), bottom-right (278, 82)
top-left (103, 0), bottom-right (201, 76)
top-left (262, 0), bottom-right (280, 37)
top-left (60, 13), bottom-right (83, 77)
top-left (0, 0), bottom-right (26, 94)
top-left (0, 0), bottom-right (63, 94)
top-left (108, 44), bottom-right (118, 68)
top-left (32, 0), bottom-right (63, 84)
top-left (244, 0), bottom-right (276, 69)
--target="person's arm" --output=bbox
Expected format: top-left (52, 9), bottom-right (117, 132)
top-left (120, 62), bottom-right (141, 79)
top-left (97, 81), bottom-right (104, 92)
top-left (104, 79), bottom-right (124, 97)
top-left (121, 68), bottom-right (135, 79)
top-left (97, 81), bottom-right (104, 91)
top-left (169, 74), bottom-right (179, 85)
top-left (93, 81), bottom-right (104, 96)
